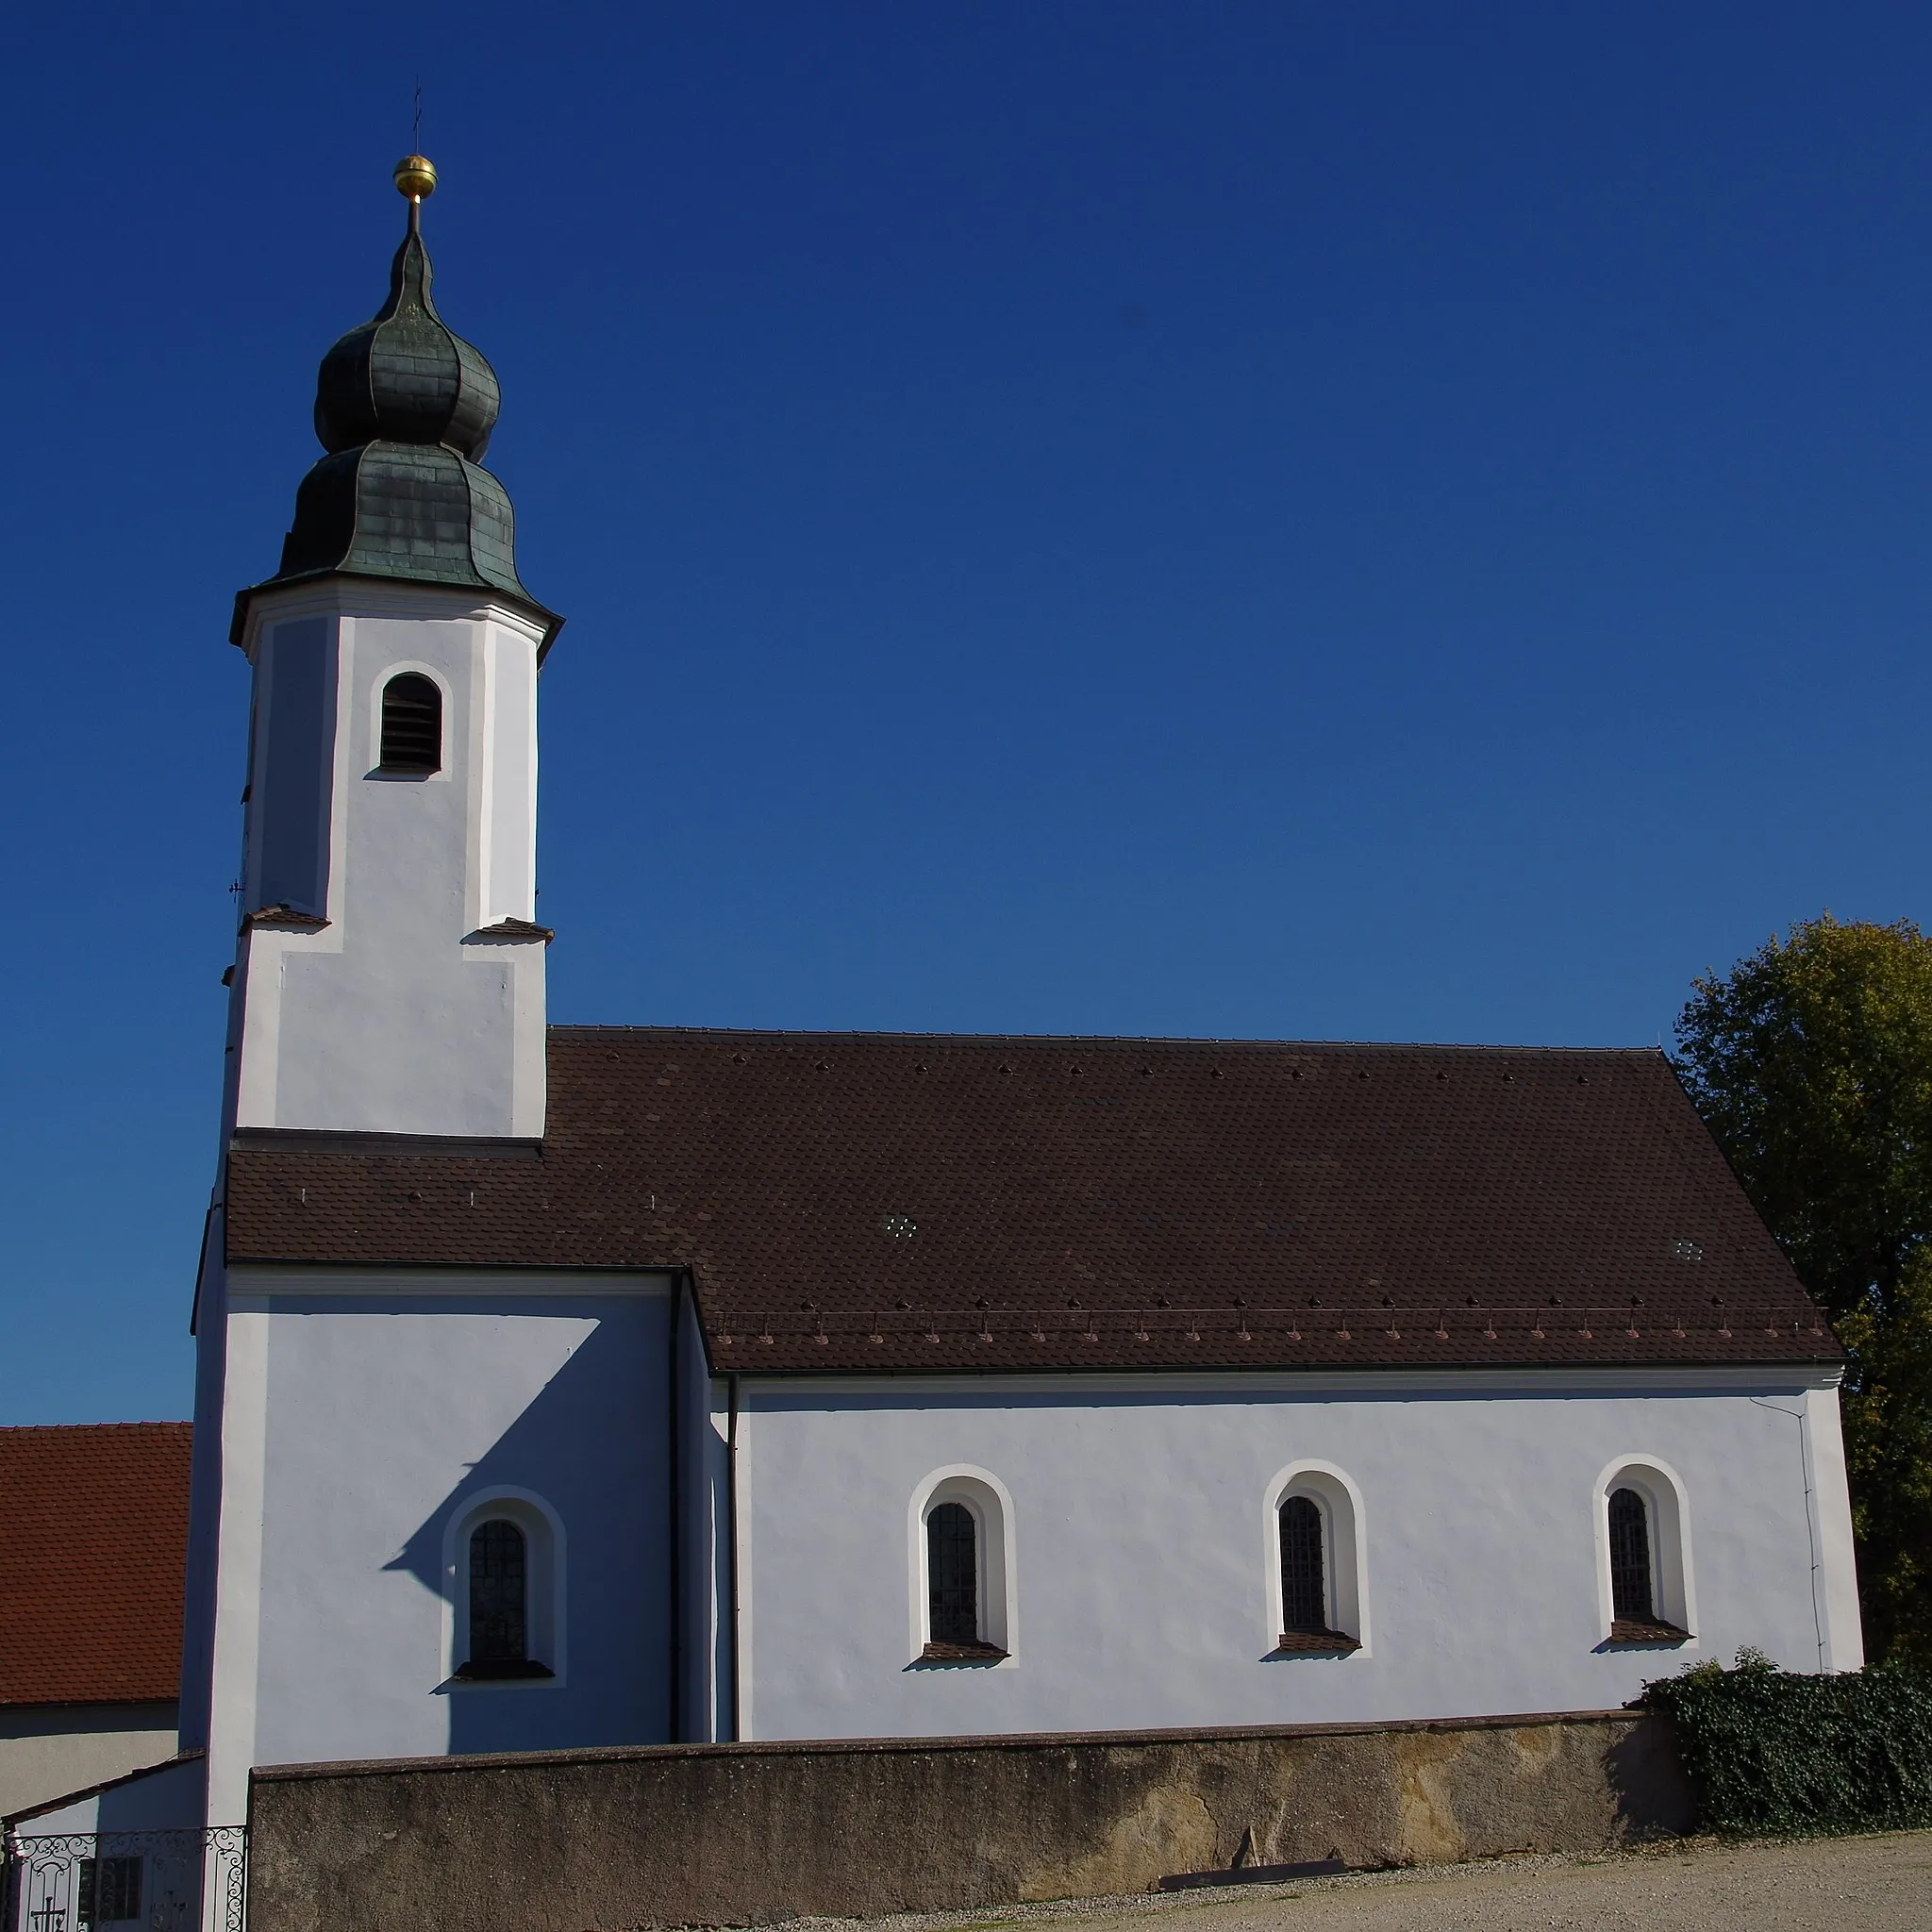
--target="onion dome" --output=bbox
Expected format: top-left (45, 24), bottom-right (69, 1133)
top-left (311, 207), bottom-right (500, 459)
top-left (232, 158), bottom-right (561, 652)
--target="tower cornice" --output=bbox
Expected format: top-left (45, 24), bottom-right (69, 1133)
top-left (231, 576), bottom-right (558, 663)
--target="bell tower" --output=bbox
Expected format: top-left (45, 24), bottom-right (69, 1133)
top-left (225, 157), bottom-right (561, 1141)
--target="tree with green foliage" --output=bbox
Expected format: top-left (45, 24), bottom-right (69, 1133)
top-left (1674, 914), bottom-right (1932, 1661)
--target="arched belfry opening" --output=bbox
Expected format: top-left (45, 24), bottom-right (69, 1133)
top-left (379, 673), bottom-right (442, 773)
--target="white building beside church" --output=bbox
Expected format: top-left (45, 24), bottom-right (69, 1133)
top-left (8, 159), bottom-right (1860, 1873)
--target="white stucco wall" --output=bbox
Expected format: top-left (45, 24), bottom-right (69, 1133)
top-left (8, 1755), bottom-right (206, 1838)
top-left (202, 1271), bottom-right (676, 1819)
top-left (229, 582), bottom-right (548, 1141)
top-left (176, 1226), bottom-right (229, 1768)
top-left (0, 1706), bottom-right (177, 1826)
top-left (186, 1263), bottom-right (1859, 1792)
top-left (675, 1290), bottom-right (735, 1743)
top-left (729, 1368), bottom-right (1860, 1741)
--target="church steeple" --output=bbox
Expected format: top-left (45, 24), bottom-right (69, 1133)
top-left (231, 157), bottom-right (560, 651)
top-left (225, 159), bottom-right (555, 1144)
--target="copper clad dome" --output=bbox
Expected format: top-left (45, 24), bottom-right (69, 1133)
top-left (312, 225), bottom-right (501, 460)
top-left (231, 172), bottom-right (560, 652)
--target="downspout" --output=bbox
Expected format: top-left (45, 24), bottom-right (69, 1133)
top-left (1751, 1395), bottom-right (1828, 1670)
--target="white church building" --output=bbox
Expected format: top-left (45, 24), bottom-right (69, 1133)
top-left (11, 160), bottom-right (1860, 1861)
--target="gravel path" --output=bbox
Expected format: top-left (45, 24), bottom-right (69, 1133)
top-left (793, 1831), bottom-right (1932, 1932)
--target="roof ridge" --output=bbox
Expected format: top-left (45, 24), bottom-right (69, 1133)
top-left (0, 1421), bottom-right (192, 1437)
top-left (547, 1025), bottom-right (1661, 1056)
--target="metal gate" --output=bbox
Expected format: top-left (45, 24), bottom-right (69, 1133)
top-left (2, 1830), bottom-right (245, 1932)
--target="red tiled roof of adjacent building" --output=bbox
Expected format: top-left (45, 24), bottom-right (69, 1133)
top-left (223, 1028), bottom-right (1838, 1375)
top-left (0, 1424), bottom-right (192, 1707)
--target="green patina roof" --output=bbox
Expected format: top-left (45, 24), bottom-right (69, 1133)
top-left (233, 201), bottom-right (561, 652)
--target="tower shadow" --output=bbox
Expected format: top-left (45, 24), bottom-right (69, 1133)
top-left (384, 1296), bottom-right (675, 1756)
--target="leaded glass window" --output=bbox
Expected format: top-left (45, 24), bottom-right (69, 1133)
top-left (1279, 1493), bottom-right (1327, 1634)
top-left (926, 1501), bottom-right (978, 1645)
top-left (1608, 1486), bottom-right (1655, 1623)
top-left (379, 673), bottom-right (442, 772)
top-left (469, 1518), bottom-right (528, 1663)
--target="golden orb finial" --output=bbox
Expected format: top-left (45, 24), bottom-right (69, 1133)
top-left (392, 154), bottom-right (438, 202)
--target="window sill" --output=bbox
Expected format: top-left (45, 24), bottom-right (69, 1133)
top-left (1606, 1620), bottom-right (1690, 1646)
top-left (452, 1657), bottom-right (556, 1681)
top-left (1274, 1630), bottom-right (1361, 1655)
top-left (921, 1641), bottom-right (1008, 1663)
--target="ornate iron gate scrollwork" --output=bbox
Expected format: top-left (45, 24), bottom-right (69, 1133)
top-left (2, 1829), bottom-right (245, 1932)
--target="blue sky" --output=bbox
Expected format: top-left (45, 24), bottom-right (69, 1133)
top-left (4, 2), bottom-right (1929, 1424)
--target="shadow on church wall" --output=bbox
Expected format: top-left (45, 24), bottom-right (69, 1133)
top-left (382, 1297), bottom-right (675, 1756)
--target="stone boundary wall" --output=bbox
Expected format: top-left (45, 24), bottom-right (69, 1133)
top-left (245, 1710), bottom-right (1692, 1932)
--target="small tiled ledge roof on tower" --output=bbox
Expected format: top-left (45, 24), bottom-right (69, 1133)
top-left (223, 1029), bottom-right (1837, 1376)
top-left (230, 158), bottom-right (560, 654)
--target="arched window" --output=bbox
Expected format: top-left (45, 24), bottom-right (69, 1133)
top-left (456, 1517), bottom-right (554, 1679)
top-left (927, 1502), bottom-right (978, 1647)
top-left (470, 1520), bottom-right (526, 1662)
top-left (1265, 1464), bottom-right (1367, 1655)
top-left (1596, 1458), bottom-right (1694, 1644)
top-left (1608, 1488), bottom-right (1654, 1624)
top-left (379, 673), bottom-right (441, 773)
top-left (1279, 1493), bottom-right (1328, 1636)
top-left (911, 1469), bottom-right (1013, 1661)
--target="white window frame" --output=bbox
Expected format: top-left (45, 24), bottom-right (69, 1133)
top-left (1593, 1455), bottom-right (1697, 1644)
top-left (442, 1484), bottom-right (568, 1690)
top-left (907, 1465), bottom-right (1017, 1661)
top-left (1262, 1460), bottom-right (1370, 1655)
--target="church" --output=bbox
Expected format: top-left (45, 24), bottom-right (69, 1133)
top-left (14, 158), bottom-right (1859, 1857)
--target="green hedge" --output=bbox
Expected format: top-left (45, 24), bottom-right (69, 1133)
top-left (1643, 1649), bottom-right (1932, 1836)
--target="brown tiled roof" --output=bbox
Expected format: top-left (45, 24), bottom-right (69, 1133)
top-left (224, 1029), bottom-right (1836, 1375)
top-left (0, 1424), bottom-right (192, 1707)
